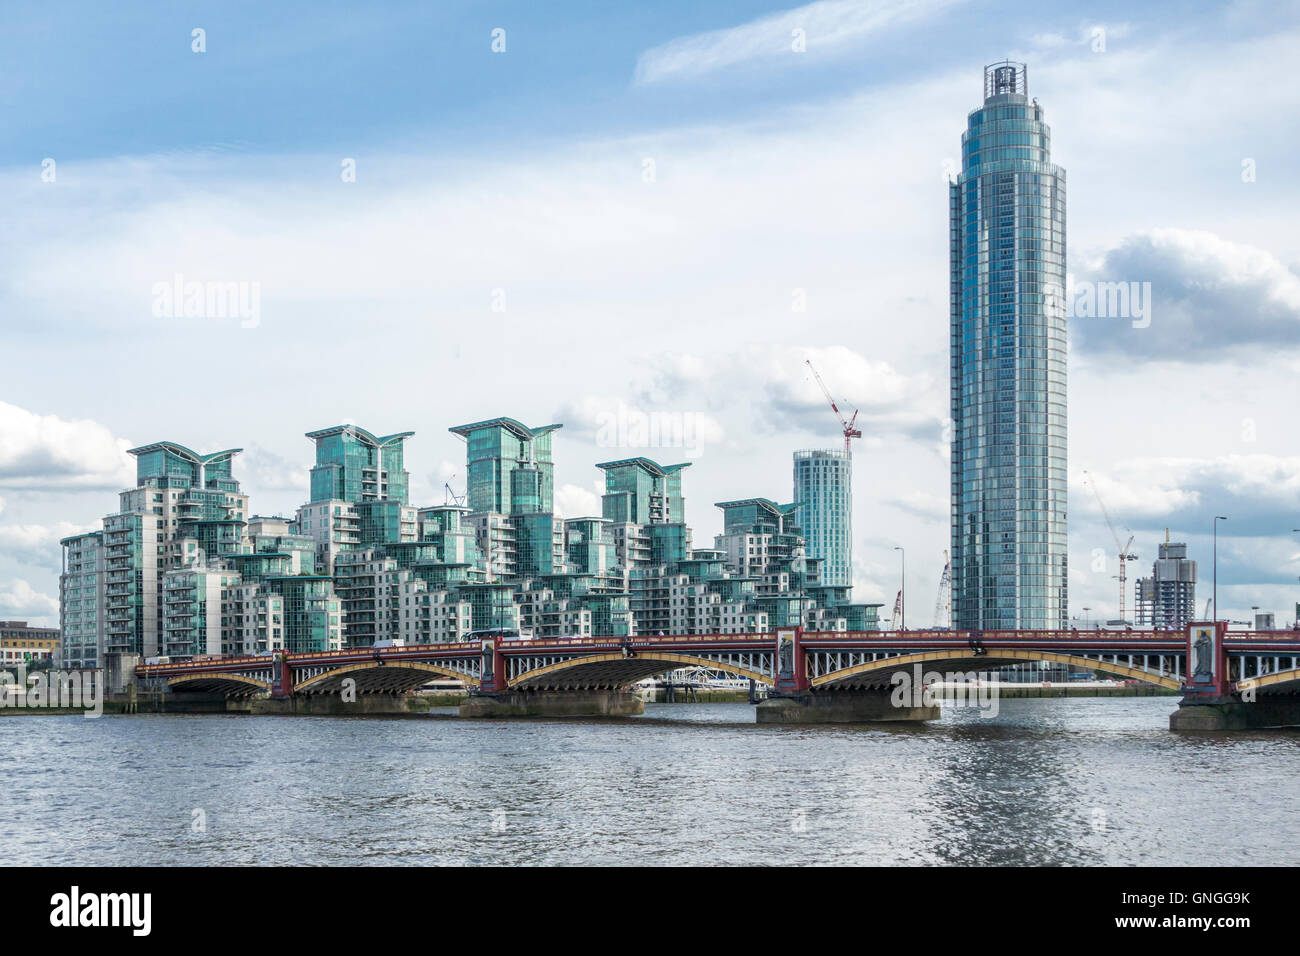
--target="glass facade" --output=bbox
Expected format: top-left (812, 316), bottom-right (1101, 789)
top-left (950, 62), bottom-right (1068, 631)
top-left (792, 449), bottom-right (852, 588)
top-left (306, 425), bottom-right (413, 506)
top-left (597, 458), bottom-right (689, 525)
top-left (448, 418), bottom-right (560, 515)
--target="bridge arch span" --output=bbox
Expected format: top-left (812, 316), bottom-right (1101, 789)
top-left (509, 652), bottom-right (772, 691)
top-left (1236, 666), bottom-right (1300, 698)
top-left (293, 660), bottom-right (479, 696)
top-left (811, 649), bottom-right (1182, 691)
top-left (167, 673), bottom-right (271, 697)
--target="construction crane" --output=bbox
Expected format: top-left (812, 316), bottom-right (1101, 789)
top-left (1202, 598), bottom-right (1213, 620)
top-left (443, 475), bottom-right (466, 507)
top-left (889, 590), bottom-right (903, 630)
top-left (805, 358), bottom-right (862, 455)
top-left (934, 550), bottom-right (951, 629)
top-left (1083, 470), bottom-right (1139, 622)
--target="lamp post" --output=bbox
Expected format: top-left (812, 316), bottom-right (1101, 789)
top-left (894, 546), bottom-right (905, 631)
top-left (1213, 515), bottom-right (1228, 622)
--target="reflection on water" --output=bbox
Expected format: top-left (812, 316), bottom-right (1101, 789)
top-left (2, 698), bottom-right (1296, 865)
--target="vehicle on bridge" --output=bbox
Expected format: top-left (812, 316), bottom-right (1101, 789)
top-left (463, 627), bottom-right (532, 642)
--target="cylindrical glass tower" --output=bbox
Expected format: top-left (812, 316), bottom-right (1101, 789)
top-left (950, 61), bottom-right (1067, 631)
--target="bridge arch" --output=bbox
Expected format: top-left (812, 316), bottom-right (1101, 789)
top-left (293, 660), bottom-right (479, 695)
top-left (167, 673), bottom-right (271, 697)
top-left (509, 652), bottom-right (772, 690)
top-left (811, 649), bottom-right (1182, 691)
top-left (1236, 666), bottom-right (1300, 697)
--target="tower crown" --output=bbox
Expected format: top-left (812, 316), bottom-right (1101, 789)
top-left (983, 60), bottom-right (1027, 100)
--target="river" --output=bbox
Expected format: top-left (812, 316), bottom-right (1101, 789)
top-left (3, 698), bottom-right (1296, 865)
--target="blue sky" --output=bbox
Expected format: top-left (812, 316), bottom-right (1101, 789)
top-left (2, 0), bottom-right (1300, 627)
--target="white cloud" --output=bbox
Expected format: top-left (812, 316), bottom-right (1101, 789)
top-left (0, 402), bottom-right (134, 490)
top-left (1073, 228), bottom-right (1300, 359)
top-left (554, 482), bottom-right (602, 519)
top-left (0, 579), bottom-right (58, 620)
top-left (239, 443), bottom-right (308, 496)
top-left (0, 521), bottom-right (95, 571)
top-left (634, 0), bottom-right (962, 85)
top-left (1075, 455), bottom-right (1300, 539)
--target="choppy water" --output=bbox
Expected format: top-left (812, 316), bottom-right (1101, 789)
top-left (2, 698), bottom-right (1297, 865)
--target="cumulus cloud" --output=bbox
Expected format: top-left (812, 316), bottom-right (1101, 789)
top-left (634, 0), bottom-right (962, 85)
top-left (0, 402), bottom-right (134, 490)
top-left (1072, 229), bottom-right (1300, 360)
top-left (554, 483), bottom-right (602, 519)
top-left (750, 344), bottom-right (934, 434)
top-left (0, 521), bottom-right (96, 571)
top-left (1075, 454), bottom-right (1300, 538)
top-left (0, 579), bottom-right (58, 620)
top-left (239, 442), bottom-right (308, 495)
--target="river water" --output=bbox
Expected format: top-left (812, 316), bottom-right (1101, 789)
top-left (3, 698), bottom-right (1296, 866)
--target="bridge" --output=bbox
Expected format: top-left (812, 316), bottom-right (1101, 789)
top-left (135, 622), bottom-right (1300, 729)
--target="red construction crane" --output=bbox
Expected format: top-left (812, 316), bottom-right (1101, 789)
top-left (805, 358), bottom-right (861, 455)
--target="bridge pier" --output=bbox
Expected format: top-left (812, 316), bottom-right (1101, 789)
top-left (1170, 695), bottom-right (1300, 731)
top-left (756, 690), bottom-right (939, 724)
top-left (460, 689), bottom-right (644, 719)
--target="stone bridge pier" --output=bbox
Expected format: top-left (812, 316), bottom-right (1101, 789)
top-left (459, 638), bottom-right (645, 718)
top-left (1170, 622), bottom-right (1300, 730)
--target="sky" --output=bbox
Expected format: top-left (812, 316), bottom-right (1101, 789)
top-left (2, 0), bottom-right (1299, 629)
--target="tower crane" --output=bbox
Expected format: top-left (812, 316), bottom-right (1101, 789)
top-left (1083, 470), bottom-right (1139, 623)
top-left (934, 550), bottom-right (951, 629)
top-left (805, 359), bottom-right (862, 455)
top-left (443, 475), bottom-right (466, 507)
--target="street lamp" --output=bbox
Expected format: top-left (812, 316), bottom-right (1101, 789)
top-left (893, 546), bottom-right (905, 631)
top-left (1082, 606), bottom-right (1091, 628)
top-left (1213, 515), bottom-right (1228, 622)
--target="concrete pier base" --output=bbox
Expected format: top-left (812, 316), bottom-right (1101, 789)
top-left (460, 690), bottom-right (644, 718)
top-left (756, 691), bottom-right (940, 724)
top-left (246, 695), bottom-right (437, 716)
top-left (1170, 696), bottom-right (1300, 731)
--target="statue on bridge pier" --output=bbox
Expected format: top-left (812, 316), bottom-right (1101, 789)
top-left (778, 636), bottom-right (794, 677)
top-left (1193, 630), bottom-right (1213, 680)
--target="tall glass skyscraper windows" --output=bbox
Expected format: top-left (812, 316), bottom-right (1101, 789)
top-left (950, 62), bottom-right (1067, 631)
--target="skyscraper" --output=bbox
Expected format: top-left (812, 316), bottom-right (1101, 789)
top-left (596, 457), bottom-right (689, 525)
top-left (792, 448), bottom-right (852, 588)
top-left (306, 424), bottom-right (413, 505)
top-left (448, 417), bottom-right (561, 515)
top-left (950, 62), bottom-right (1068, 631)
top-left (1135, 537), bottom-right (1197, 630)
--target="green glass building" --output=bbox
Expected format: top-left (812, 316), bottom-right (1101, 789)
top-left (596, 457), bottom-right (689, 525)
top-left (306, 425), bottom-right (413, 505)
top-left (792, 448), bottom-right (852, 589)
top-left (448, 417), bottom-right (561, 515)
